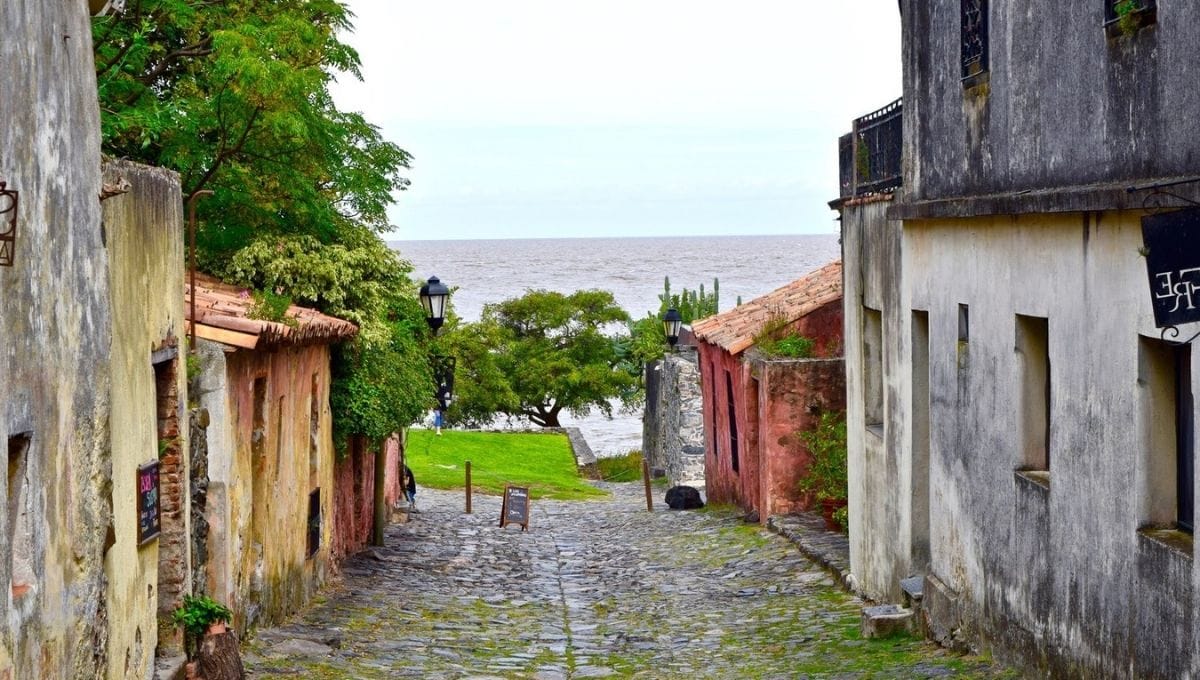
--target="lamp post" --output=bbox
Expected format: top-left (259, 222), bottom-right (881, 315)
top-left (663, 307), bottom-right (682, 350)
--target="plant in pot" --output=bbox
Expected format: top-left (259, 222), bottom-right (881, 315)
top-left (172, 594), bottom-right (234, 662)
top-left (797, 410), bottom-right (848, 532)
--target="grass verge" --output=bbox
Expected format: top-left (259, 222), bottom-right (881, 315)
top-left (595, 450), bottom-right (645, 482)
top-left (406, 429), bottom-right (608, 501)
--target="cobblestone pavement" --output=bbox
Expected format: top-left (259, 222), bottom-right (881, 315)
top-left (244, 483), bottom-right (1015, 679)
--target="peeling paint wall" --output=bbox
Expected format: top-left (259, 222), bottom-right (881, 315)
top-left (199, 343), bottom-right (337, 633)
top-left (331, 434), bottom-right (401, 562)
top-left (0, 1), bottom-right (111, 677)
top-left (700, 302), bottom-right (845, 520)
top-left (103, 160), bottom-right (188, 678)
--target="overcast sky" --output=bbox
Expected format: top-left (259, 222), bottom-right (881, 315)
top-left (331, 1), bottom-right (901, 241)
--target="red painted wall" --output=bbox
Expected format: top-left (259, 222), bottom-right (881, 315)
top-left (331, 434), bottom-right (402, 562)
top-left (700, 299), bottom-right (845, 522)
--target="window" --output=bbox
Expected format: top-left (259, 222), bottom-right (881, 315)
top-left (252, 376), bottom-right (267, 458)
top-left (306, 489), bottom-right (321, 558)
top-left (961, 0), bottom-right (989, 83)
top-left (1104, 0), bottom-right (1156, 30)
top-left (1139, 338), bottom-right (1194, 532)
top-left (726, 371), bottom-right (739, 474)
top-left (7, 433), bottom-right (34, 597)
top-left (911, 311), bottom-right (931, 569)
top-left (1015, 315), bottom-right (1051, 475)
top-left (863, 307), bottom-right (884, 428)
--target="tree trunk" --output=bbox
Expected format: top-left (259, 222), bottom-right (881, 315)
top-left (372, 437), bottom-right (387, 546)
top-left (196, 630), bottom-right (245, 680)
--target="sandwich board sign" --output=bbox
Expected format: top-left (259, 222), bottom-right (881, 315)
top-left (500, 485), bottom-right (530, 531)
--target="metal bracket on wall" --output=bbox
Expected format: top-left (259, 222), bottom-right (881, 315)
top-left (0, 182), bottom-right (16, 266)
top-left (1161, 325), bottom-right (1200, 347)
top-left (1127, 177), bottom-right (1200, 214)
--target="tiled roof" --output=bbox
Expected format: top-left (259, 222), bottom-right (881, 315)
top-left (185, 274), bottom-right (358, 350)
top-left (691, 260), bottom-right (842, 355)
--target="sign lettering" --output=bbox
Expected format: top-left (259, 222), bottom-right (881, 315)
top-left (137, 460), bottom-right (161, 546)
top-left (1142, 208), bottom-right (1200, 328)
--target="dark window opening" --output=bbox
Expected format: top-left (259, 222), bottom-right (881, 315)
top-left (1104, 0), bottom-right (1156, 27)
top-left (251, 376), bottom-right (267, 461)
top-left (864, 307), bottom-right (884, 427)
top-left (1177, 345), bottom-right (1194, 532)
top-left (7, 433), bottom-right (34, 596)
top-left (958, 304), bottom-right (970, 343)
top-left (961, 0), bottom-right (989, 82)
top-left (307, 489), bottom-right (321, 558)
top-left (1016, 315), bottom-right (1051, 473)
top-left (726, 371), bottom-right (739, 474)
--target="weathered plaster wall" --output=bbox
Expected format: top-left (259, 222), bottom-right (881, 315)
top-left (854, 205), bottom-right (1198, 676)
top-left (699, 344), bottom-right (758, 513)
top-left (751, 357), bottom-right (846, 520)
top-left (842, 197), bottom-right (915, 604)
top-left (653, 351), bottom-right (705, 488)
top-left (903, 0), bottom-right (1200, 202)
top-left (0, 1), bottom-right (111, 677)
top-left (103, 160), bottom-right (188, 678)
top-left (200, 343), bottom-right (336, 632)
top-left (701, 299), bottom-right (845, 520)
top-left (331, 434), bottom-right (401, 562)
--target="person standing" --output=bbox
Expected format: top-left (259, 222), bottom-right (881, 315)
top-left (404, 465), bottom-right (418, 512)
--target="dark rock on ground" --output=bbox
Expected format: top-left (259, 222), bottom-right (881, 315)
top-left (665, 485), bottom-right (704, 510)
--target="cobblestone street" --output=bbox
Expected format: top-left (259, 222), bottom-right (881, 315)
top-left (244, 483), bottom-right (1013, 679)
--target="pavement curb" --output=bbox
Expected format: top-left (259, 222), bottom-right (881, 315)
top-left (765, 513), bottom-right (857, 595)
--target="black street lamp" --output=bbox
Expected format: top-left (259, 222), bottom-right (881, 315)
top-left (419, 275), bottom-right (450, 333)
top-left (663, 307), bottom-right (682, 349)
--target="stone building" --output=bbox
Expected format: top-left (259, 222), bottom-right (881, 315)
top-left (188, 275), bottom-right (357, 632)
top-left (837, 1), bottom-right (1200, 676)
top-left (692, 262), bottom-right (844, 522)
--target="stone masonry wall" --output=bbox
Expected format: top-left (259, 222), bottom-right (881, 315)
top-left (656, 351), bottom-right (706, 488)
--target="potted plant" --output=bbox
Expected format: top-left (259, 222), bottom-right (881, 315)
top-left (797, 411), bottom-right (848, 532)
top-left (172, 594), bottom-right (234, 662)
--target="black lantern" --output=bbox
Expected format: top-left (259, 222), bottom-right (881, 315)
top-left (663, 307), bottom-right (682, 348)
top-left (419, 275), bottom-right (450, 333)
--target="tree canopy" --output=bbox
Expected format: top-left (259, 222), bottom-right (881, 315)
top-left (92, 1), bottom-right (435, 442)
top-left (444, 290), bottom-right (637, 428)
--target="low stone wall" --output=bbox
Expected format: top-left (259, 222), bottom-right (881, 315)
top-left (646, 351), bottom-right (705, 488)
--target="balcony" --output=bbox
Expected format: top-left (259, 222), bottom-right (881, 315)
top-left (838, 98), bottom-right (902, 199)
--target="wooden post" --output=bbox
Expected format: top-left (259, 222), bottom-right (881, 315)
top-left (465, 461), bottom-right (473, 514)
top-left (642, 459), bottom-right (653, 512)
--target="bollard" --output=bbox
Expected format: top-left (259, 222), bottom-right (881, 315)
top-left (465, 461), bottom-right (473, 514)
top-left (642, 459), bottom-right (653, 512)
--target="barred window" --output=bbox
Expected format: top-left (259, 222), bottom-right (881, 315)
top-left (961, 0), bottom-right (988, 82)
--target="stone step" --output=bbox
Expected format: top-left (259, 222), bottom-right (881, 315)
top-left (861, 604), bottom-right (915, 639)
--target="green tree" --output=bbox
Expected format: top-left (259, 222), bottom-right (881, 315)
top-left (446, 290), bottom-right (637, 428)
top-left (621, 276), bottom-right (721, 368)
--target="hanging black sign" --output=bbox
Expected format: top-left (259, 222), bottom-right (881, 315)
top-left (137, 460), bottom-right (162, 546)
top-left (1142, 207), bottom-right (1200, 329)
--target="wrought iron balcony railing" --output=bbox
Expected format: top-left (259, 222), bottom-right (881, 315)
top-left (838, 98), bottom-right (903, 199)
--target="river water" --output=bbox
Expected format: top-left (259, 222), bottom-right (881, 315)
top-left (392, 233), bottom-right (841, 456)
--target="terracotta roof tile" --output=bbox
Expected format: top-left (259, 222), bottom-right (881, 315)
top-left (691, 260), bottom-right (842, 355)
top-left (185, 274), bottom-right (358, 350)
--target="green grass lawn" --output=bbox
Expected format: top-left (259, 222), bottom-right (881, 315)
top-left (406, 429), bottom-right (609, 501)
top-left (594, 450), bottom-right (645, 482)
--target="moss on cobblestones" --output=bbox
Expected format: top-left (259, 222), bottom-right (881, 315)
top-left (243, 484), bottom-right (1015, 679)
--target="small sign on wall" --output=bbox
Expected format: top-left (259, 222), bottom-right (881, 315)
top-left (1143, 207), bottom-right (1200, 329)
top-left (137, 460), bottom-right (161, 546)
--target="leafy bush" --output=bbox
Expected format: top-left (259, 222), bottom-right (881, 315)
top-left (797, 411), bottom-right (848, 504)
top-left (753, 311), bottom-right (816, 359)
top-left (596, 450), bottom-right (645, 483)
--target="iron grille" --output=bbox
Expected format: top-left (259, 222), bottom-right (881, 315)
top-left (854, 99), bottom-right (903, 196)
top-left (839, 134), bottom-right (854, 198)
top-left (961, 0), bottom-right (988, 80)
top-left (0, 182), bottom-right (16, 267)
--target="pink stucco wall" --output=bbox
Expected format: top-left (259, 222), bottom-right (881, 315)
top-left (700, 299), bottom-right (845, 522)
top-left (331, 434), bottom-right (402, 563)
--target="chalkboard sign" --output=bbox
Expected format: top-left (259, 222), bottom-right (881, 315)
top-left (499, 485), bottom-right (530, 531)
top-left (137, 461), bottom-right (161, 546)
